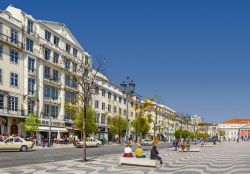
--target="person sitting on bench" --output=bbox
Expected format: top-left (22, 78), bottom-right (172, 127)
top-left (135, 144), bottom-right (146, 158)
top-left (123, 144), bottom-right (133, 157)
top-left (150, 145), bottom-right (162, 164)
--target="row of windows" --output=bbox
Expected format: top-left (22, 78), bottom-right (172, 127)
top-left (25, 19), bottom-right (80, 58)
top-left (94, 100), bottom-right (129, 116)
top-left (45, 30), bottom-right (78, 57)
top-left (44, 66), bottom-right (59, 82)
top-left (0, 45), bottom-right (20, 64)
top-left (95, 87), bottom-right (134, 107)
top-left (0, 95), bottom-right (18, 112)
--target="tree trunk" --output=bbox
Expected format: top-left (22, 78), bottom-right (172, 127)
top-left (83, 105), bottom-right (87, 161)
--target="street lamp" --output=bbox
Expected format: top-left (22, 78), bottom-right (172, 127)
top-left (120, 79), bottom-right (136, 144)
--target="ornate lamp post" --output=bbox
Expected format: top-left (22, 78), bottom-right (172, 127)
top-left (120, 79), bottom-right (135, 144)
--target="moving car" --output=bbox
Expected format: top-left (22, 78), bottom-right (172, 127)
top-left (141, 139), bottom-right (153, 146)
top-left (0, 137), bottom-right (34, 152)
top-left (76, 138), bottom-right (100, 148)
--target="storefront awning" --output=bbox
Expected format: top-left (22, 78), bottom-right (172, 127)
top-left (38, 126), bottom-right (68, 132)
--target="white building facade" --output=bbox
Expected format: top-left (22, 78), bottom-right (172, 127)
top-left (0, 6), bottom-right (89, 143)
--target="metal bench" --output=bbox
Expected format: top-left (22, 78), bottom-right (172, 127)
top-left (119, 157), bottom-right (160, 167)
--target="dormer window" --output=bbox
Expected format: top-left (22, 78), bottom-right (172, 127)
top-left (66, 43), bottom-right (71, 53)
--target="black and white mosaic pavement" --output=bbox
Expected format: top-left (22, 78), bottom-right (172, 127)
top-left (1, 142), bottom-right (250, 174)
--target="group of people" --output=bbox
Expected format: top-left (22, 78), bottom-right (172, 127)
top-left (173, 139), bottom-right (191, 152)
top-left (123, 144), bottom-right (162, 165)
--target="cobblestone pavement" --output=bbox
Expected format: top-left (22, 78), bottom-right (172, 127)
top-left (1, 142), bottom-right (250, 174)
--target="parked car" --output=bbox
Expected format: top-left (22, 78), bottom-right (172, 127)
top-left (76, 138), bottom-right (100, 148)
top-left (88, 138), bottom-right (102, 145)
top-left (141, 139), bottom-right (153, 146)
top-left (0, 137), bottom-right (34, 152)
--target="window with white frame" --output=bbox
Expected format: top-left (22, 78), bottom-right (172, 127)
top-left (101, 114), bottom-right (105, 124)
top-left (73, 48), bottom-right (77, 57)
top-left (102, 102), bottom-right (105, 110)
top-left (44, 66), bottom-right (50, 79)
top-left (102, 89), bottom-right (106, 97)
top-left (95, 100), bottom-right (99, 109)
top-left (10, 50), bottom-right (18, 63)
top-left (66, 43), bottom-right (71, 53)
top-left (44, 85), bottom-right (58, 100)
top-left (28, 78), bottom-right (35, 94)
top-left (64, 59), bottom-right (70, 70)
top-left (44, 104), bottom-right (58, 119)
top-left (53, 35), bottom-right (59, 46)
top-left (44, 47), bottom-right (51, 60)
top-left (113, 106), bottom-right (117, 113)
top-left (53, 52), bottom-right (59, 64)
top-left (45, 30), bottom-right (51, 41)
top-left (26, 38), bottom-right (33, 52)
top-left (8, 96), bottom-right (18, 112)
top-left (11, 28), bottom-right (18, 44)
top-left (95, 113), bottom-right (100, 123)
top-left (28, 99), bottom-right (35, 114)
top-left (53, 69), bottom-right (59, 82)
top-left (27, 19), bottom-right (33, 34)
top-left (72, 62), bottom-right (77, 72)
top-left (28, 57), bottom-right (35, 72)
top-left (108, 104), bottom-right (111, 112)
top-left (10, 72), bottom-right (18, 87)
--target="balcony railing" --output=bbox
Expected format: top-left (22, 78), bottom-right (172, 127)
top-left (0, 32), bottom-right (23, 50)
top-left (0, 107), bottom-right (25, 117)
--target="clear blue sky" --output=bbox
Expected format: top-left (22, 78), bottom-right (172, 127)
top-left (1, 0), bottom-right (250, 122)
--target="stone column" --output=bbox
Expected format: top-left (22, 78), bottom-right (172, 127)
top-left (59, 72), bottom-right (65, 121)
top-left (3, 95), bottom-right (8, 114)
top-left (38, 61), bottom-right (44, 117)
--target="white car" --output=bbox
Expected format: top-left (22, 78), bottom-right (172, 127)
top-left (88, 138), bottom-right (102, 145)
top-left (0, 137), bottom-right (34, 152)
top-left (141, 139), bottom-right (153, 146)
top-left (76, 138), bottom-right (100, 148)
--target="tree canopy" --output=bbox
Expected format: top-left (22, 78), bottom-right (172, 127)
top-left (23, 113), bottom-right (41, 134)
top-left (73, 106), bottom-right (98, 135)
top-left (131, 115), bottom-right (150, 137)
top-left (107, 115), bottom-right (126, 142)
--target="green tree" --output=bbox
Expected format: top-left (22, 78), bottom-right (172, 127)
top-left (173, 129), bottom-right (190, 139)
top-left (189, 132), bottom-right (195, 139)
top-left (73, 106), bottom-right (98, 135)
top-left (131, 115), bottom-right (150, 139)
top-left (107, 115), bottom-right (126, 143)
top-left (182, 130), bottom-right (190, 139)
top-left (174, 129), bottom-right (182, 139)
top-left (24, 113), bottom-right (41, 135)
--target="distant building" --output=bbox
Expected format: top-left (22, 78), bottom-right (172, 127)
top-left (218, 119), bottom-right (250, 141)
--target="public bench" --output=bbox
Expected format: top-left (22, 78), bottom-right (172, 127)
top-left (201, 144), bottom-right (213, 147)
top-left (119, 157), bottom-right (160, 167)
top-left (178, 148), bottom-right (200, 152)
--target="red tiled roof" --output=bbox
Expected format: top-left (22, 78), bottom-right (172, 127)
top-left (223, 119), bottom-right (250, 124)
